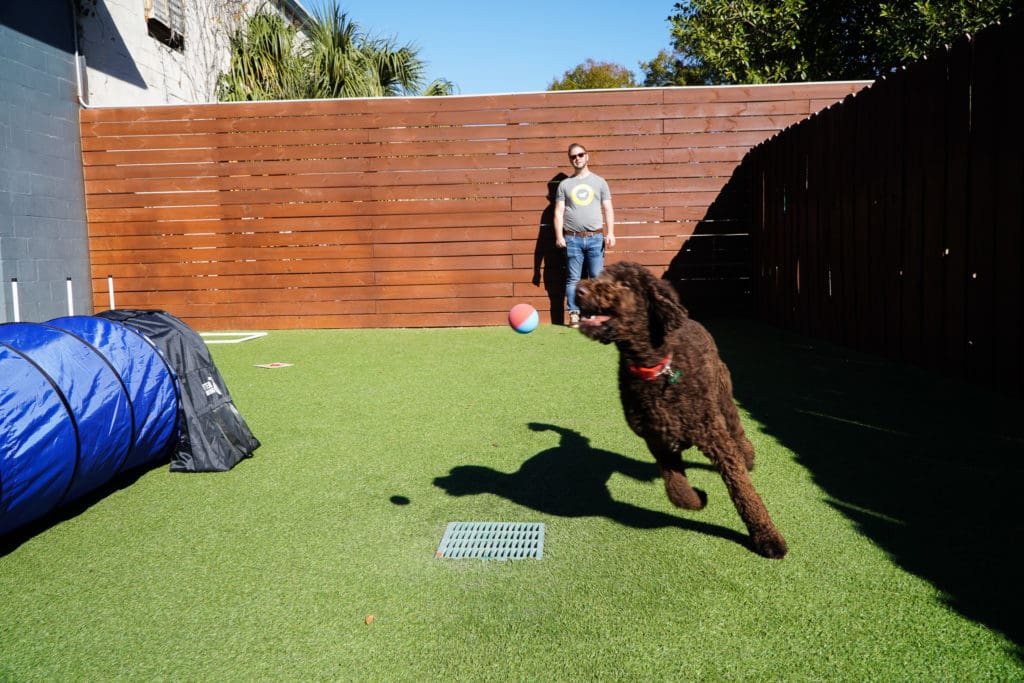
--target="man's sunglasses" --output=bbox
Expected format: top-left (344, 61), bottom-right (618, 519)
top-left (569, 152), bottom-right (587, 159)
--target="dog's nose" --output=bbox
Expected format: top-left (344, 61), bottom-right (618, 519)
top-left (577, 284), bottom-right (588, 298)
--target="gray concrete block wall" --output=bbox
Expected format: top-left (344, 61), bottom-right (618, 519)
top-left (1, 4), bottom-right (92, 324)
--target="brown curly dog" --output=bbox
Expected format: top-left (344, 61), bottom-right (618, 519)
top-left (576, 261), bottom-right (787, 559)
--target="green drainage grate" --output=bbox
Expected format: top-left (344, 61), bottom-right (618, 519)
top-left (435, 522), bottom-right (544, 560)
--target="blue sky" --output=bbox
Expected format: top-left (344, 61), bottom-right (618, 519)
top-left (301, 1), bottom-right (678, 95)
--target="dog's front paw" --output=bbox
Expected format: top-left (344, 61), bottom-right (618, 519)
top-left (750, 529), bottom-right (788, 559)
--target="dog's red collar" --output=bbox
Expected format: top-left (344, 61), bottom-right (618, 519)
top-left (628, 353), bottom-right (681, 383)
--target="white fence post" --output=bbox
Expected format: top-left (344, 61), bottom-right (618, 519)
top-left (11, 278), bottom-right (20, 323)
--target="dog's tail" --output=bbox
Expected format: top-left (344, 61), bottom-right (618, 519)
top-left (717, 362), bottom-right (756, 470)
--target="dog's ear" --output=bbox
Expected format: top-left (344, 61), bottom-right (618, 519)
top-left (646, 276), bottom-right (688, 344)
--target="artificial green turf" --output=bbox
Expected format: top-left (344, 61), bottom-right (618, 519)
top-left (1, 320), bottom-right (1022, 681)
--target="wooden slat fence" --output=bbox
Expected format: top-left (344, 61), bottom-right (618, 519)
top-left (80, 83), bottom-right (866, 330)
top-left (745, 18), bottom-right (1022, 395)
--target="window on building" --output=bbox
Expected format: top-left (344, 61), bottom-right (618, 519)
top-left (146, 0), bottom-right (185, 51)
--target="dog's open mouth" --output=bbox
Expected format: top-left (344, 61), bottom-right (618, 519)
top-left (579, 313), bottom-right (611, 327)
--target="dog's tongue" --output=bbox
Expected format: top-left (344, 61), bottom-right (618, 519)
top-left (581, 315), bottom-right (610, 327)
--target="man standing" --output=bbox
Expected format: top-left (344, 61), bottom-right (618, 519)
top-left (554, 143), bottom-right (616, 327)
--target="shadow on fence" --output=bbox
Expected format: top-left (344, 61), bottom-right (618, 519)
top-left (532, 173), bottom-right (569, 326)
top-left (663, 165), bottom-right (756, 320)
top-left (745, 17), bottom-right (1022, 397)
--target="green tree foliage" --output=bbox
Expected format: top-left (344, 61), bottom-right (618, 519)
top-left (640, 49), bottom-right (703, 86)
top-left (217, 11), bottom-right (306, 101)
top-left (217, 1), bottom-right (454, 101)
top-left (420, 79), bottom-right (457, 97)
top-left (871, 1), bottom-right (1016, 64)
top-left (657, 0), bottom-right (1016, 85)
top-left (548, 58), bottom-right (638, 90)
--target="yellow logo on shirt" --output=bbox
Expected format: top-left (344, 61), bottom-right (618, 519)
top-left (570, 184), bottom-right (597, 207)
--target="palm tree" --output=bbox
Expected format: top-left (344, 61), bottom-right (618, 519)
top-left (216, 1), bottom-right (454, 101)
top-left (421, 78), bottom-right (456, 97)
top-left (216, 11), bottom-right (308, 101)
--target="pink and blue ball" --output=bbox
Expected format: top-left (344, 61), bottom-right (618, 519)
top-left (508, 304), bottom-right (539, 334)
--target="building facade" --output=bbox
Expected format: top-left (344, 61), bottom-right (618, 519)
top-left (1, 0), bottom-right (310, 323)
top-left (1, 2), bottom-right (90, 323)
top-left (79, 0), bottom-right (311, 106)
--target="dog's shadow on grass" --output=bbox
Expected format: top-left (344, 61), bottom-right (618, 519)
top-left (432, 422), bottom-right (747, 547)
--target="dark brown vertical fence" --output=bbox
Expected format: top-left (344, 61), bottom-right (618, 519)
top-left (79, 83), bottom-right (865, 331)
top-left (746, 18), bottom-right (1023, 395)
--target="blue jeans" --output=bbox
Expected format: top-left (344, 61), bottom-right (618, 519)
top-left (565, 232), bottom-right (605, 312)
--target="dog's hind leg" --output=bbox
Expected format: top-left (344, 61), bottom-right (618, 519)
top-left (719, 369), bottom-right (755, 470)
top-left (701, 418), bottom-right (788, 559)
top-left (645, 438), bottom-right (707, 510)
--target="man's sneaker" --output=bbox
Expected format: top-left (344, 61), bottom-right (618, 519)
top-left (568, 311), bottom-right (581, 328)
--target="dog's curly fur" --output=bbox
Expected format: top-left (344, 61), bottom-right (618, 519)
top-left (576, 261), bottom-right (787, 559)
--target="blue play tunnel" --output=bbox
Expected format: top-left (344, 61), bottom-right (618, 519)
top-left (2, 310), bottom-right (260, 538)
top-left (0, 315), bottom-right (178, 536)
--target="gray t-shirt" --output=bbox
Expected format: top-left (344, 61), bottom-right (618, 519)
top-left (556, 173), bottom-right (611, 233)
